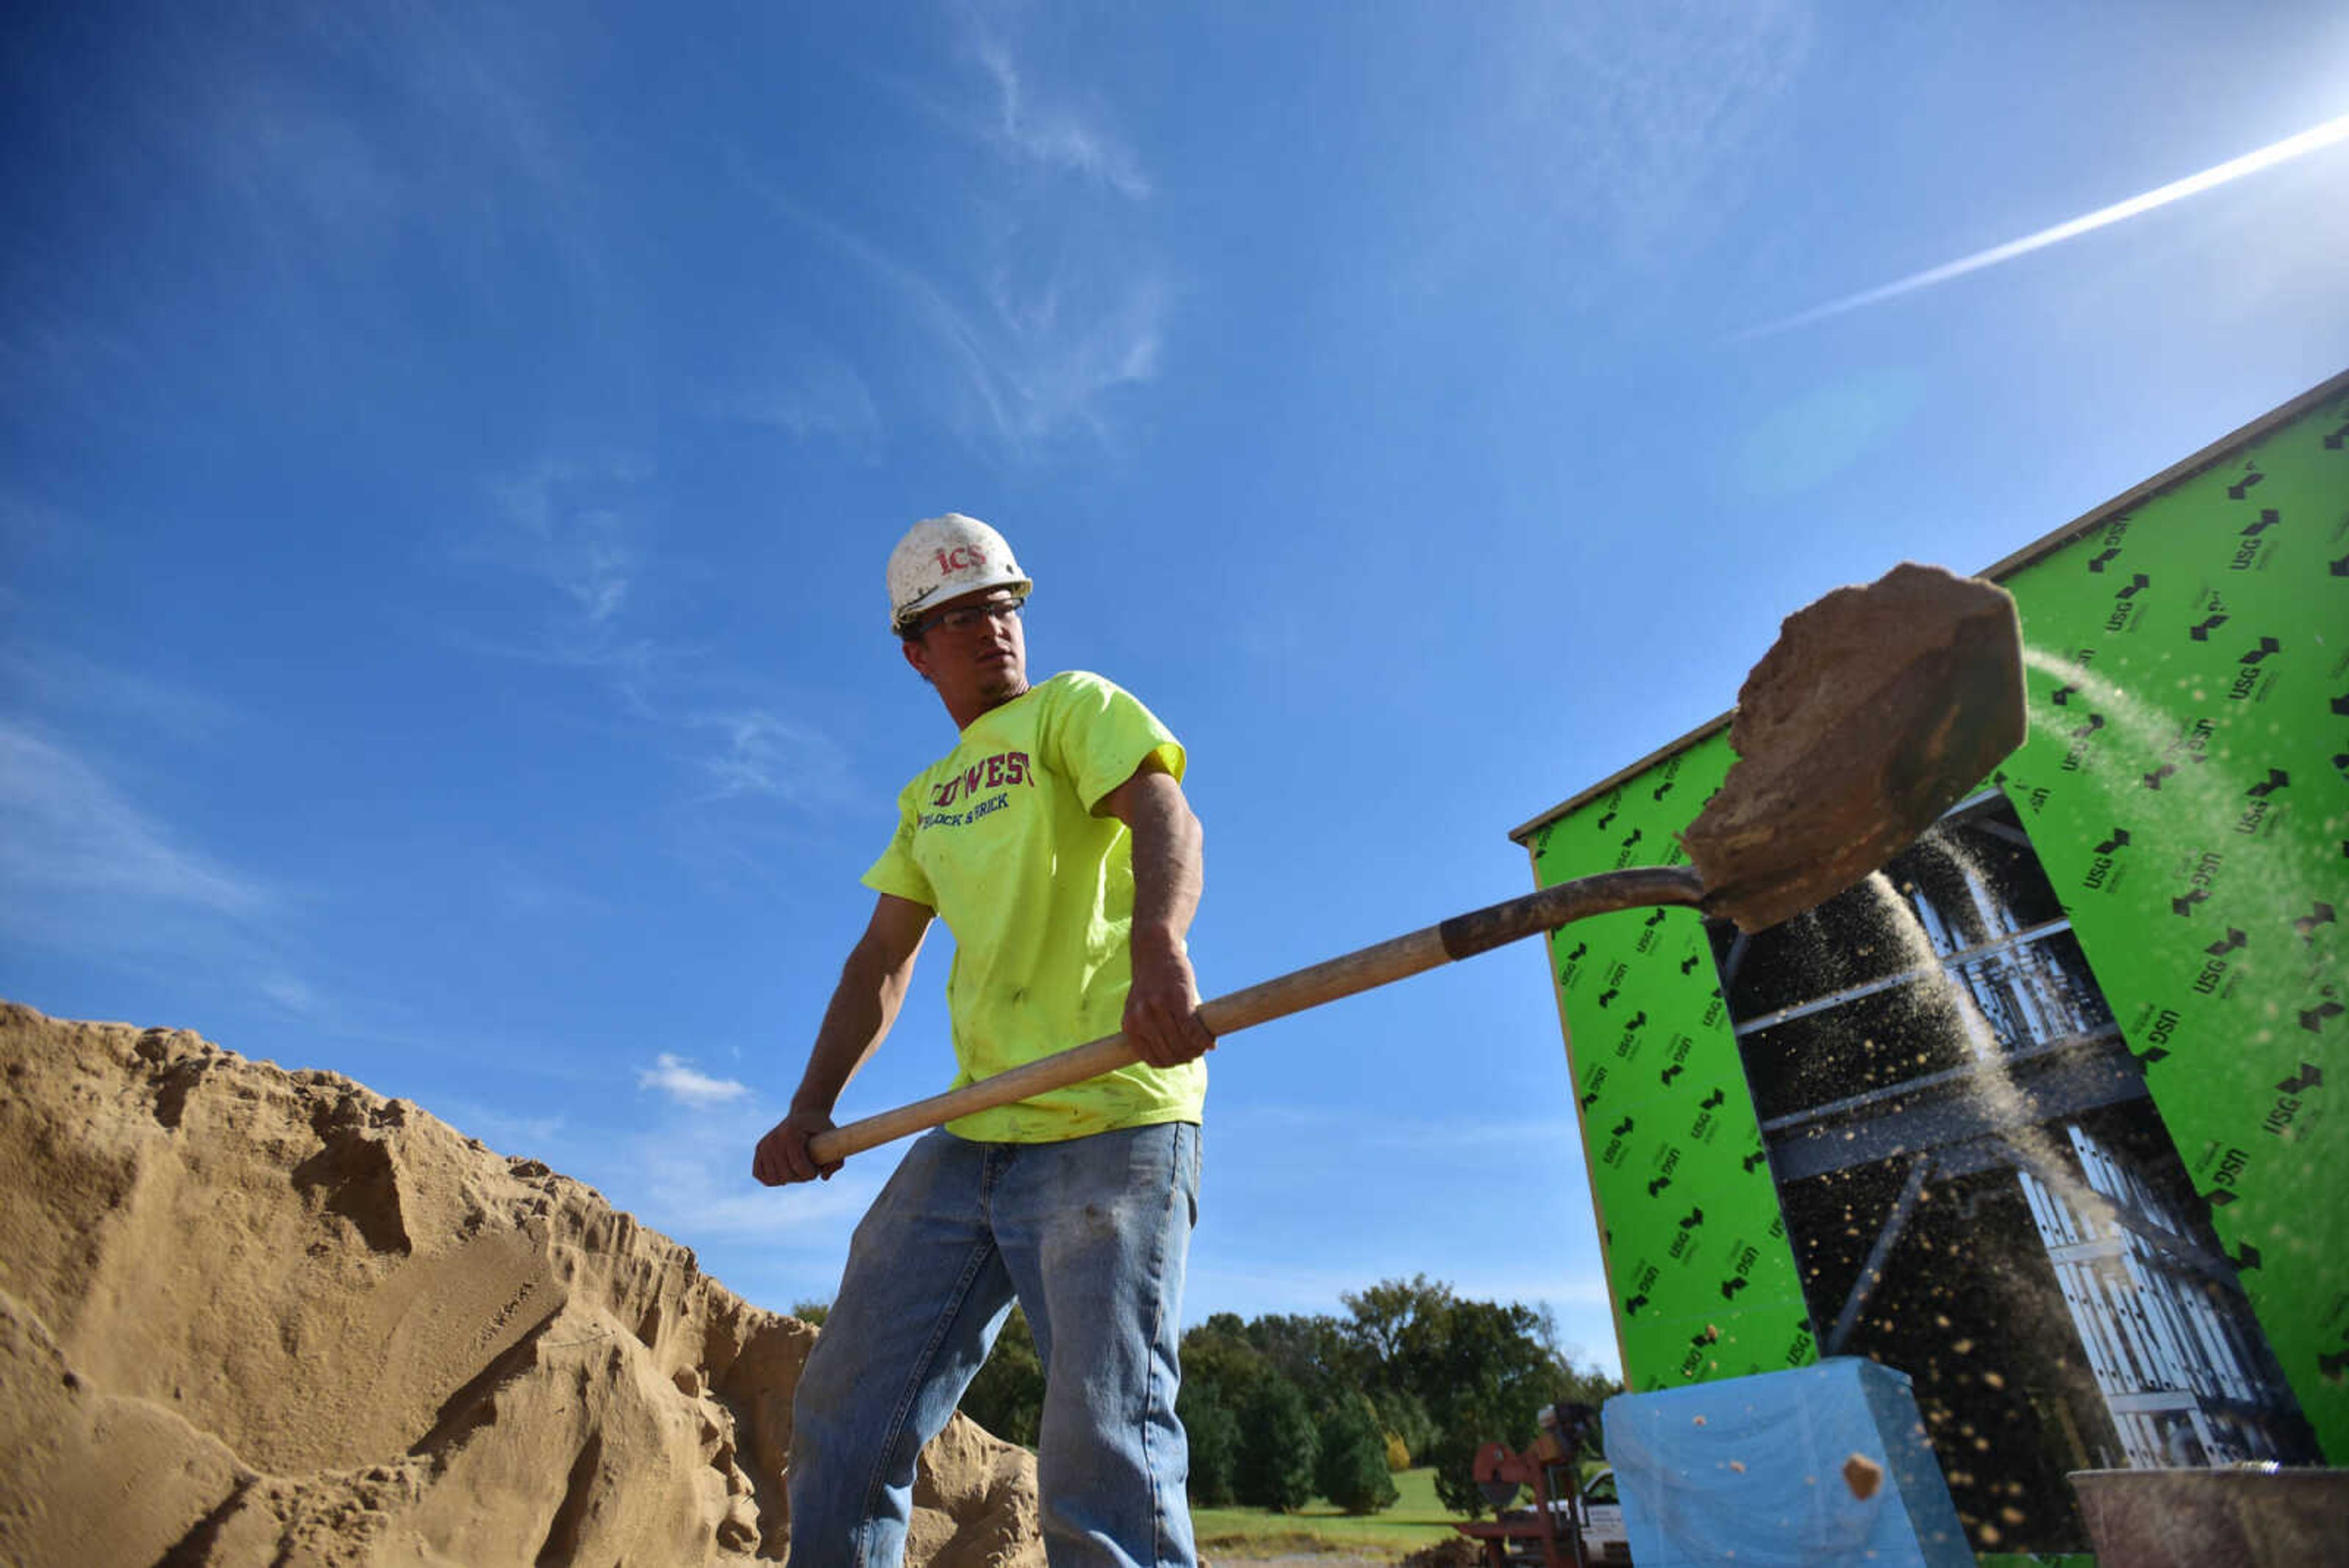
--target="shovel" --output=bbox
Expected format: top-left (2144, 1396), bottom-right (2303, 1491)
top-left (806, 562), bottom-right (2027, 1169)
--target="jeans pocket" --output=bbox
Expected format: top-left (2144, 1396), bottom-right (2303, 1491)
top-left (1182, 1122), bottom-right (1202, 1230)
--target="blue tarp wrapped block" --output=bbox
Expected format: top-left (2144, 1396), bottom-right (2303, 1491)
top-left (1603, 1358), bottom-right (1972, 1567)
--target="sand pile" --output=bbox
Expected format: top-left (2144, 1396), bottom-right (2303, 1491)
top-left (0, 1002), bottom-right (1042, 1567)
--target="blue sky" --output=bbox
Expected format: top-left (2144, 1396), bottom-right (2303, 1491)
top-left (5, 2), bottom-right (2345, 1374)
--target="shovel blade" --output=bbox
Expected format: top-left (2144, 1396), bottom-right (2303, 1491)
top-left (1680, 562), bottom-right (2027, 932)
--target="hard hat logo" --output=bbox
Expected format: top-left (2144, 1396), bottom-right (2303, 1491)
top-left (888, 513), bottom-right (1033, 635)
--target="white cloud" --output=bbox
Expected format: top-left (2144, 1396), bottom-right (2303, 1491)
top-left (694, 710), bottom-right (855, 806)
top-left (730, 9), bottom-right (1168, 459)
top-left (0, 642), bottom-right (239, 742)
top-left (637, 1145), bottom-right (877, 1241)
top-left (970, 32), bottom-right (1151, 199)
top-left (607, 1109), bottom-right (881, 1243)
top-left (259, 975), bottom-right (322, 1016)
top-left (451, 454), bottom-right (863, 823)
top-left (639, 1051), bottom-right (753, 1107)
top-left (0, 721), bottom-right (272, 917)
top-left (734, 166), bottom-right (1167, 456)
top-left (985, 265), bottom-right (1165, 443)
top-left (486, 458), bottom-right (647, 627)
top-left (727, 354), bottom-right (885, 461)
top-left (1468, 0), bottom-right (1813, 275)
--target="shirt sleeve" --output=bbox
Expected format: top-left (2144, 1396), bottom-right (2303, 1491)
top-left (1047, 672), bottom-right (1187, 812)
top-left (860, 784), bottom-right (937, 905)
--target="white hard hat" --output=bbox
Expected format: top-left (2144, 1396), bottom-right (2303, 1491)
top-left (886, 513), bottom-right (1033, 635)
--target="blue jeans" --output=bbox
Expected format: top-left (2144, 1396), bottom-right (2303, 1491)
top-left (786, 1122), bottom-right (1202, 1568)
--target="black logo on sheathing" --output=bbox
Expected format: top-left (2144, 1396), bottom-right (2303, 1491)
top-left (2227, 639), bottom-right (2282, 703)
top-left (1597, 987), bottom-right (1619, 1008)
top-left (2230, 511), bottom-right (2282, 572)
top-left (1579, 1090), bottom-right (1599, 1110)
top-left (1624, 1293), bottom-right (1649, 1317)
top-left (2295, 902), bottom-right (2337, 940)
top-left (2326, 417), bottom-right (2349, 450)
top-left (2277, 1064), bottom-right (2325, 1094)
top-left (2104, 574), bottom-right (2152, 633)
top-left (1612, 1116), bottom-right (1635, 1137)
top-left (1660, 1063), bottom-right (1685, 1087)
top-left (1679, 1208), bottom-right (1705, 1231)
top-left (2206, 929), bottom-right (2247, 957)
top-left (1596, 808), bottom-right (1617, 831)
top-left (1680, 953), bottom-right (1701, 975)
top-left (1742, 1149), bottom-right (1767, 1173)
top-left (1626, 1010), bottom-right (1649, 1031)
top-left (1647, 1174), bottom-right (1673, 1197)
top-left (2061, 714), bottom-right (2107, 773)
top-left (2050, 684), bottom-right (2078, 707)
top-left (2206, 1187), bottom-right (2238, 1208)
top-left (2301, 1003), bottom-right (2344, 1035)
top-left (2082, 826), bottom-right (2134, 891)
top-left (2226, 463), bottom-right (2263, 500)
top-left (1699, 1088), bottom-right (1726, 1110)
top-left (2087, 547), bottom-right (2123, 573)
top-left (2189, 614), bottom-right (2229, 642)
top-left (2332, 691), bottom-right (2349, 716)
top-left (2231, 1242), bottom-right (2263, 1271)
top-left (2246, 770), bottom-right (2290, 798)
top-left (1652, 778), bottom-right (1675, 801)
top-left (2170, 852), bottom-right (2222, 917)
top-left (1721, 1277), bottom-right (1750, 1301)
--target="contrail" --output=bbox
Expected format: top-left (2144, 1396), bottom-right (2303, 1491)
top-left (1739, 111), bottom-right (2349, 340)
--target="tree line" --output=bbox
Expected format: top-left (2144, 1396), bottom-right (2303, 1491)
top-left (951, 1274), bottom-right (1622, 1516)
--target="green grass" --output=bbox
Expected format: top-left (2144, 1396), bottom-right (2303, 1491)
top-left (1190, 1466), bottom-right (1468, 1555)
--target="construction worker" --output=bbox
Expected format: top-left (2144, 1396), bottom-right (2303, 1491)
top-left (753, 513), bottom-right (1215, 1567)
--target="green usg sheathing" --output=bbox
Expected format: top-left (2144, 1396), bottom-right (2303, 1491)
top-left (1991, 384), bottom-right (2348, 1461)
top-left (1519, 374), bottom-right (2348, 1452)
top-left (1529, 737), bottom-right (1819, 1391)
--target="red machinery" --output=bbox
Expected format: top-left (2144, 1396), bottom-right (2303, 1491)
top-left (1452, 1403), bottom-right (1623, 1567)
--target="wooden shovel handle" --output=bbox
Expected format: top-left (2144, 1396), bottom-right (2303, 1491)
top-left (806, 864), bottom-right (1705, 1167)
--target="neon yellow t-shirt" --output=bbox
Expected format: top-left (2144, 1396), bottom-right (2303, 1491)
top-left (862, 671), bottom-right (1208, 1142)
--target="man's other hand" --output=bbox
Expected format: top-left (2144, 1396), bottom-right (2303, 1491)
top-left (1125, 942), bottom-right (1216, 1068)
top-left (753, 1107), bottom-right (843, 1186)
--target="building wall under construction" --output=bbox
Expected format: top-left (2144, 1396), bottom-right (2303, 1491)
top-left (1515, 373), bottom-right (2348, 1483)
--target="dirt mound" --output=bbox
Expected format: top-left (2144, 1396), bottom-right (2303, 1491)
top-left (0, 1002), bottom-right (1041, 1567)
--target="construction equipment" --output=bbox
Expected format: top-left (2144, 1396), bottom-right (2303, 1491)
top-left (807, 561), bottom-right (2026, 1170)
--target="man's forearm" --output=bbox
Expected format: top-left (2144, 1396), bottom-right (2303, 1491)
top-left (1115, 768), bottom-right (1212, 1068)
top-left (792, 940), bottom-right (917, 1115)
top-left (1126, 776), bottom-right (1204, 954)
